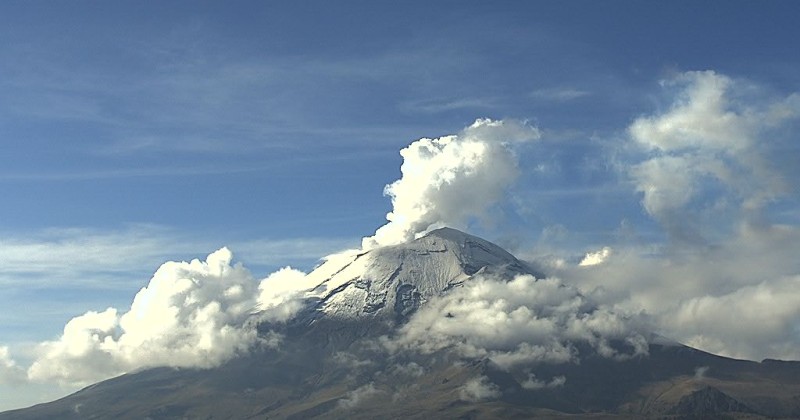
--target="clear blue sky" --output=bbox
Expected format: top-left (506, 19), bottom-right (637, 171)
top-left (1, 0), bottom-right (799, 410)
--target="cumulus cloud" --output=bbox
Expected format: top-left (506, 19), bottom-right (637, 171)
top-left (363, 118), bottom-right (540, 249)
top-left (630, 71), bottom-right (749, 152)
top-left (628, 70), bottom-right (799, 241)
top-left (385, 274), bottom-right (648, 369)
top-left (579, 247), bottom-right (612, 266)
top-left (256, 266), bottom-right (313, 322)
top-left (26, 248), bottom-right (307, 385)
top-left (460, 376), bottom-right (501, 402)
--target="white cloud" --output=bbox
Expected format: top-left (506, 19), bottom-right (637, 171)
top-left (24, 248), bottom-right (306, 385)
top-left (338, 383), bottom-right (382, 409)
top-left (400, 97), bottom-right (498, 113)
top-left (630, 155), bottom-right (701, 218)
top-left (384, 274), bottom-right (648, 369)
top-left (5, 67), bottom-right (798, 407)
top-left (363, 118), bottom-right (540, 249)
top-left (630, 71), bottom-right (748, 152)
top-left (0, 346), bottom-right (25, 385)
top-left (579, 247), bottom-right (612, 266)
top-left (553, 223), bottom-right (800, 362)
top-left (0, 226), bottom-right (350, 289)
top-left (560, 70), bottom-right (800, 361)
top-left (0, 225), bottom-right (352, 402)
top-left (460, 376), bottom-right (501, 402)
top-left (0, 225), bottom-right (181, 288)
top-left (666, 275), bottom-right (800, 360)
top-left (521, 374), bottom-right (566, 390)
top-left (530, 87), bottom-right (590, 102)
top-left (627, 70), bottom-right (799, 240)
top-left (256, 266), bottom-right (313, 322)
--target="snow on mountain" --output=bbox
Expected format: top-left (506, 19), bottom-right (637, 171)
top-left (7, 228), bottom-right (800, 419)
top-left (256, 227), bottom-right (651, 368)
top-left (298, 227), bottom-right (535, 321)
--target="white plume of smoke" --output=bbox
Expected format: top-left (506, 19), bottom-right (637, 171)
top-left (384, 274), bottom-right (648, 369)
top-left (26, 248), bottom-right (308, 385)
top-left (363, 118), bottom-right (540, 250)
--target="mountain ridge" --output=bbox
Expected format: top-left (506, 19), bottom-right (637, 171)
top-left (3, 228), bottom-right (800, 419)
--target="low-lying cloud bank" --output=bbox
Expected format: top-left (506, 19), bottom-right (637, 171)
top-left (0, 245), bottom-right (327, 387)
top-left (20, 248), bottom-right (318, 385)
top-left (26, 248), bottom-right (270, 384)
top-left (384, 274), bottom-right (649, 369)
top-left (553, 225), bottom-right (800, 361)
top-left (548, 70), bottom-right (800, 361)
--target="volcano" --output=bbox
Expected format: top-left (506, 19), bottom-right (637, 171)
top-left (3, 228), bottom-right (800, 419)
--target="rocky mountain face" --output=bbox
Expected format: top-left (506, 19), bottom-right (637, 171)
top-left (3, 228), bottom-right (800, 419)
top-left (669, 386), bottom-right (756, 418)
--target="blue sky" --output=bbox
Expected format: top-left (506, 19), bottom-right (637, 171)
top-left (1, 0), bottom-right (800, 410)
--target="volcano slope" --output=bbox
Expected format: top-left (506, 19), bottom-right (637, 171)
top-left (3, 228), bottom-right (800, 419)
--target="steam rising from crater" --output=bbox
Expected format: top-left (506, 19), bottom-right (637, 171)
top-left (363, 118), bottom-right (540, 249)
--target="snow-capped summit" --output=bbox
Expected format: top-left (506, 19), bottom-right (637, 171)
top-left (301, 227), bottom-right (537, 320)
top-left (9, 228), bottom-right (800, 420)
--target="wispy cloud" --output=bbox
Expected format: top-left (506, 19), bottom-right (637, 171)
top-left (530, 87), bottom-right (591, 102)
top-left (0, 225), bottom-right (353, 288)
top-left (399, 97), bottom-right (499, 114)
top-left (535, 70), bottom-right (800, 362)
top-left (0, 22), bottom-right (489, 161)
top-left (628, 70), bottom-right (800, 243)
top-left (0, 146), bottom-right (395, 182)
